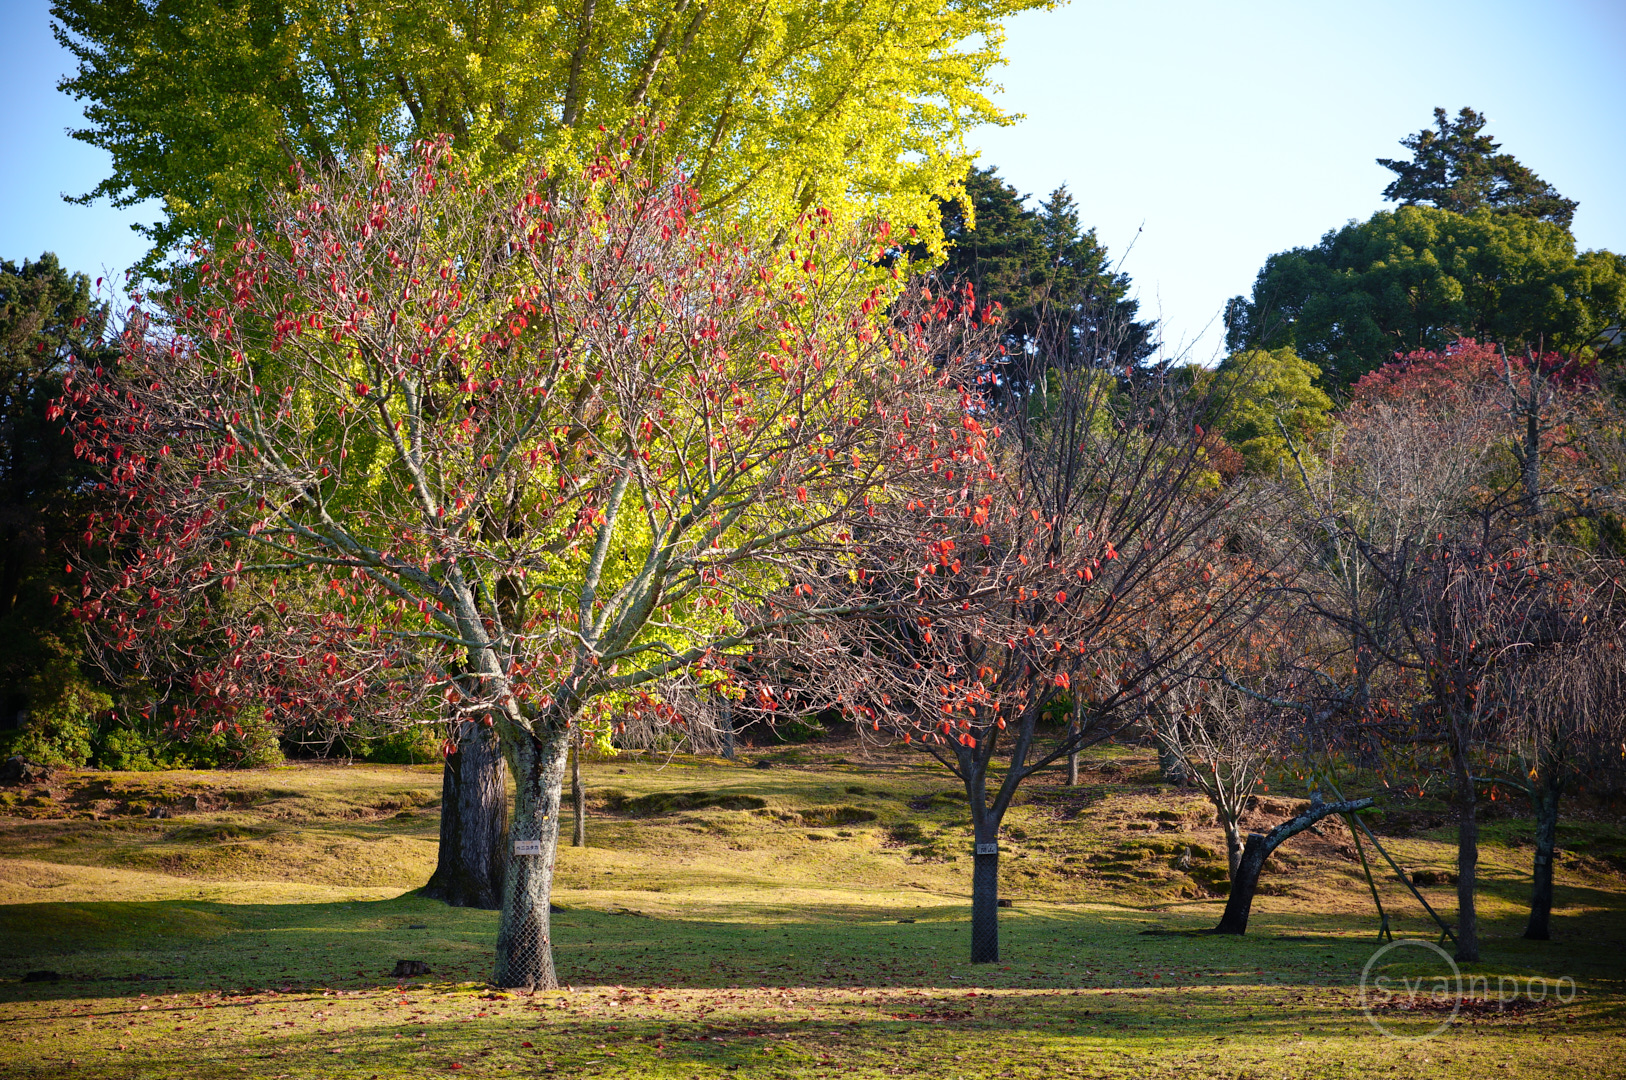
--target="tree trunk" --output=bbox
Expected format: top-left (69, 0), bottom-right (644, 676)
top-left (1523, 773), bottom-right (1561, 941)
top-left (1213, 796), bottom-right (1373, 935)
top-left (1066, 721), bottom-right (1079, 786)
top-left (493, 727), bottom-right (571, 989)
top-left (1221, 811), bottom-right (1244, 881)
top-left (719, 698), bottom-right (736, 760)
top-left (1452, 750), bottom-right (1480, 962)
top-left (969, 820), bottom-right (1000, 963)
top-left (1152, 707), bottom-right (1187, 785)
top-left (1215, 833), bottom-right (1269, 934)
top-left (570, 726), bottom-right (586, 848)
top-left (1156, 740), bottom-right (1186, 785)
top-left (421, 720), bottom-right (508, 909)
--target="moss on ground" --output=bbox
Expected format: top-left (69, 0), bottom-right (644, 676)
top-left (0, 746), bottom-right (1621, 1079)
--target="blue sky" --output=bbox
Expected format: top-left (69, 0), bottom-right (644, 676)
top-left (4, 0), bottom-right (1624, 357)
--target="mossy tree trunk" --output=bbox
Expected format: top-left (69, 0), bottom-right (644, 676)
top-left (493, 726), bottom-right (572, 989)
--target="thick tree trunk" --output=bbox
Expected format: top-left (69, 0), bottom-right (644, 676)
top-left (493, 727), bottom-right (571, 989)
top-left (570, 727), bottom-right (586, 848)
top-left (1523, 774), bottom-right (1561, 941)
top-left (1213, 796), bottom-right (1373, 935)
top-left (1452, 751), bottom-right (1480, 962)
top-left (421, 720), bottom-right (508, 909)
top-left (969, 820), bottom-right (1000, 963)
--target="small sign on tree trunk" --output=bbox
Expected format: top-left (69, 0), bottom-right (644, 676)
top-left (975, 842), bottom-right (998, 855)
top-left (513, 840), bottom-right (543, 856)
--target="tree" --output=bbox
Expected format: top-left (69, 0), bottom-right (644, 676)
top-left (1497, 601), bottom-right (1626, 941)
top-left (934, 166), bottom-right (1156, 382)
top-left (1202, 346), bottom-right (1333, 476)
top-left (1227, 207), bottom-right (1626, 388)
top-left (1158, 667), bottom-right (1287, 881)
top-left (1211, 792), bottom-right (1374, 935)
top-left (57, 139), bottom-right (974, 988)
top-left (1378, 107), bottom-right (1578, 229)
top-left (53, 0), bottom-right (1051, 267)
top-left (1357, 341), bottom-right (1626, 943)
top-left (0, 254), bottom-right (117, 758)
top-left (753, 334), bottom-right (1276, 963)
top-left (55, 0), bottom-right (1051, 898)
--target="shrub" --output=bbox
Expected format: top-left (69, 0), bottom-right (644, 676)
top-left (366, 725), bottom-right (444, 765)
top-left (9, 649), bottom-right (111, 768)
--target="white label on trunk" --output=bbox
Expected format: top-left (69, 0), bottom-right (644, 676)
top-left (975, 842), bottom-right (998, 855)
top-left (513, 840), bottom-right (543, 856)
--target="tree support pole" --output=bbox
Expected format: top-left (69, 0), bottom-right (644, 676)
top-left (1320, 777), bottom-right (1457, 947)
top-left (1344, 812), bottom-right (1391, 942)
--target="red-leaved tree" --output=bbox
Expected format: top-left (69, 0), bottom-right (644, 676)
top-left (54, 137), bottom-right (983, 988)
top-left (749, 354), bottom-right (1281, 962)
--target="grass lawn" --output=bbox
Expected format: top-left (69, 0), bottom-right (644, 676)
top-left (1, 743), bottom-right (1622, 1078)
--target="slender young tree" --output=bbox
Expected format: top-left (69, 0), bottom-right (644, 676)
top-left (750, 326), bottom-right (1278, 963)
top-left (56, 137), bottom-right (978, 988)
top-left (1157, 663), bottom-right (1287, 881)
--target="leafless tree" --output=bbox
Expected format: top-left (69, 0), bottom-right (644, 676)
top-left (1157, 666), bottom-right (1289, 880)
top-left (1490, 575), bottom-right (1626, 939)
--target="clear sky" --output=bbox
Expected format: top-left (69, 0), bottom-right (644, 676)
top-left (4, 0), bottom-right (1624, 356)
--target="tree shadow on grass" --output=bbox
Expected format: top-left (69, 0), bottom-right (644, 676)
top-left (3, 890), bottom-right (1624, 1080)
top-left (3, 876), bottom-right (1624, 1007)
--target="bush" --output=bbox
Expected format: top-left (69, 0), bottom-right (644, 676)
top-left (366, 725), bottom-right (444, 765)
top-left (173, 710), bottom-right (285, 769)
top-left (9, 649), bottom-right (111, 769)
top-left (96, 726), bottom-right (165, 771)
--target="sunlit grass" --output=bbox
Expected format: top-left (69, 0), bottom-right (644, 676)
top-left (1, 747), bottom-right (1621, 1078)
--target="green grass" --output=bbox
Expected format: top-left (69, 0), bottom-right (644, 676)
top-left (0, 746), bottom-right (1622, 1079)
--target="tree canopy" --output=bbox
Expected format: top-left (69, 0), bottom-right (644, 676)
top-left (936, 165), bottom-right (1156, 370)
top-left (1378, 107), bottom-right (1578, 229)
top-left (1226, 205), bottom-right (1626, 388)
top-left (1205, 346), bottom-right (1334, 476)
top-left (53, 0), bottom-right (1051, 268)
top-left (0, 254), bottom-right (115, 755)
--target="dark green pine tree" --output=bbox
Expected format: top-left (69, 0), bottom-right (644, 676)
top-left (1378, 107), bottom-right (1578, 229)
top-left (0, 254), bottom-right (118, 744)
top-left (936, 166), bottom-right (1156, 387)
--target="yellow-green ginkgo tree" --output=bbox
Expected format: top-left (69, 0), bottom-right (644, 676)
top-left (55, 0), bottom-right (1055, 267)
